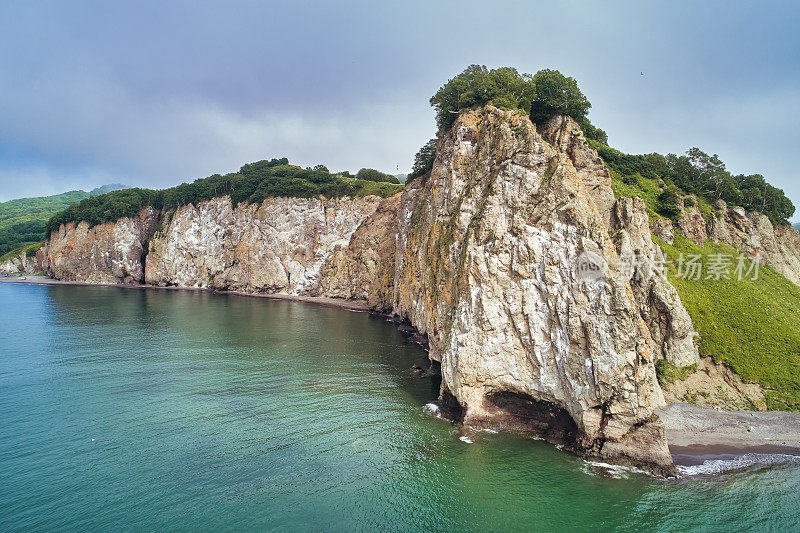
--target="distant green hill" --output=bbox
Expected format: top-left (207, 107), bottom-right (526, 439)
top-left (0, 184), bottom-right (126, 256)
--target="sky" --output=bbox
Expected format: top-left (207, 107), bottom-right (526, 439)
top-left (1, 1), bottom-right (798, 221)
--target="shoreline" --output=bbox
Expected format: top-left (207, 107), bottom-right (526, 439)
top-left (656, 403), bottom-right (800, 466)
top-left (4, 275), bottom-right (800, 469)
top-left (0, 275), bottom-right (373, 311)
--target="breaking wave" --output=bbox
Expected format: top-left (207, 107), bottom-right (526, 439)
top-left (677, 453), bottom-right (800, 477)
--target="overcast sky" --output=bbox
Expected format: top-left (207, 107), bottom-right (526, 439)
top-left (1, 1), bottom-right (798, 220)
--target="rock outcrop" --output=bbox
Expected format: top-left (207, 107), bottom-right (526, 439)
top-left (40, 207), bottom-right (159, 283)
top-left (145, 196), bottom-right (382, 293)
top-left (672, 199), bottom-right (800, 287)
top-left (40, 106), bottom-right (714, 475)
top-left (709, 201), bottom-right (800, 286)
top-left (388, 108), bottom-right (697, 474)
top-left (1, 249), bottom-right (41, 274)
top-left (660, 357), bottom-right (767, 411)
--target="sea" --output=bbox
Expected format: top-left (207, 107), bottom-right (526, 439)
top-left (1, 283), bottom-right (799, 531)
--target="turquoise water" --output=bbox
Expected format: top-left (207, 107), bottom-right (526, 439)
top-left (1, 283), bottom-right (799, 532)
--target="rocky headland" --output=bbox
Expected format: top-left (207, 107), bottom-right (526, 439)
top-left (11, 105), bottom-right (800, 476)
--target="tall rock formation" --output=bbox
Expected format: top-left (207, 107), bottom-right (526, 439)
top-left (389, 107), bottom-right (695, 474)
top-left (38, 106), bottom-right (711, 475)
top-left (39, 207), bottom-right (159, 283)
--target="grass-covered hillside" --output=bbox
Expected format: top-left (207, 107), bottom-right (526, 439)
top-left (46, 159), bottom-right (403, 233)
top-left (657, 236), bottom-right (800, 410)
top-left (594, 135), bottom-right (800, 411)
top-left (0, 184), bottom-right (125, 256)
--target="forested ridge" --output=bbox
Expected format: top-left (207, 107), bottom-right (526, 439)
top-left (45, 160), bottom-right (401, 233)
top-left (0, 185), bottom-right (124, 256)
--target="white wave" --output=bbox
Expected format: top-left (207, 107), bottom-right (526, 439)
top-left (677, 453), bottom-right (800, 477)
top-left (459, 435), bottom-right (473, 444)
top-left (423, 402), bottom-right (442, 418)
top-left (584, 460), bottom-right (646, 479)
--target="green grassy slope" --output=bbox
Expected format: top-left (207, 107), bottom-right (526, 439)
top-left (603, 150), bottom-right (800, 410)
top-left (656, 235), bottom-right (800, 410)
top-left (0, 185), bottom-right (125, 256)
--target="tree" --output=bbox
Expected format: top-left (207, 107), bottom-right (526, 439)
top-left (429, 65), bottom-right (537, 130)
top-left (529, 69), bottom-right (591, 123)
top-left (430, 65), bottom-right (592, 130)
top-left (657, 184), bottom-right (682, 219)
top-left (355, 168), bottom-right (400, 184)
top-left (409, 138), bottom-right (437, 180)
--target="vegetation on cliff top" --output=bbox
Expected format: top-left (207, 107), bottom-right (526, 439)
top-left (658, 235), bottom-right (800, 410)
top-left (46, 160), bottom-right (402, 233)
top-left (0, 185), bottom-right (125, 256)
top-left (422, 65), bottom-right (793, 225)
top-left (595, 142), bottom-right (795, 225)
top-left (428, 65), bottom-right (606, 143)
top-left (0, 241), bottom-right (44, 263)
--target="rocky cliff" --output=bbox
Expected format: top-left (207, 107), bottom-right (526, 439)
top-left (1, 249), bottom-right (40, 274)
top-left (40, 207), bottom-right (159, 283)
top-left (676, 200), bottom-right (800, 287)
top-left (387, 108), bottom-right (701, 474)
top-left (145, 196), bottom-right (383, 293)
top-left (38, 106), bottom-right (719, 475)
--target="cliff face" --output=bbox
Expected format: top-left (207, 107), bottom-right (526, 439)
top-left (145, 196), bottom-right (382, 293)
top-left (40, 106), bottom-right (712, 474)
top-left (709, 202), bottom-right (800, 286)
top-left (388, 107), bottom-right (698, 474)
top-left (676, 200), bottom-right (800, 287)
top-left (1, 250), bottom-right (40, 274)
top-left (40, 207), bottom-right (159, 283)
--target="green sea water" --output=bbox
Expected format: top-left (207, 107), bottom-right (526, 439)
top-left (1, 283), bottom-right (799, 532)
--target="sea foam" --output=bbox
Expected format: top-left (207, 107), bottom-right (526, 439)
top-left (677, 453), bottom-right (800, 477)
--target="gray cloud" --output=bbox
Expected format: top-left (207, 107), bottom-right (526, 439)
top-left (0, 0), bottom-right (797, 221)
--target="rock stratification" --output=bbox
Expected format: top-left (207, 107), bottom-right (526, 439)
top-left (40, 106), bottom-right (715, 475)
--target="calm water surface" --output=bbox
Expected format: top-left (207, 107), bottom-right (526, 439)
top-left (1, 283), bottom-right (799, 532)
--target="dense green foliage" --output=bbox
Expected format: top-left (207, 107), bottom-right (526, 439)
top-left (527, 69), bottom-right (590, 124)
top-left (408, 138), bottom-right (437, 180)
top-left (46, 159), bottom-right (403, 233)
top-left (355, 168), bottom-right (400, 184)
top-left (0, 185), bottom-right (124, 255)
top-left (429, 65), bottom-right (599, 133)
top-left (657, 235), bottom-right (800, 410)
top-left (594, 141), bottom-right (795, 224)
